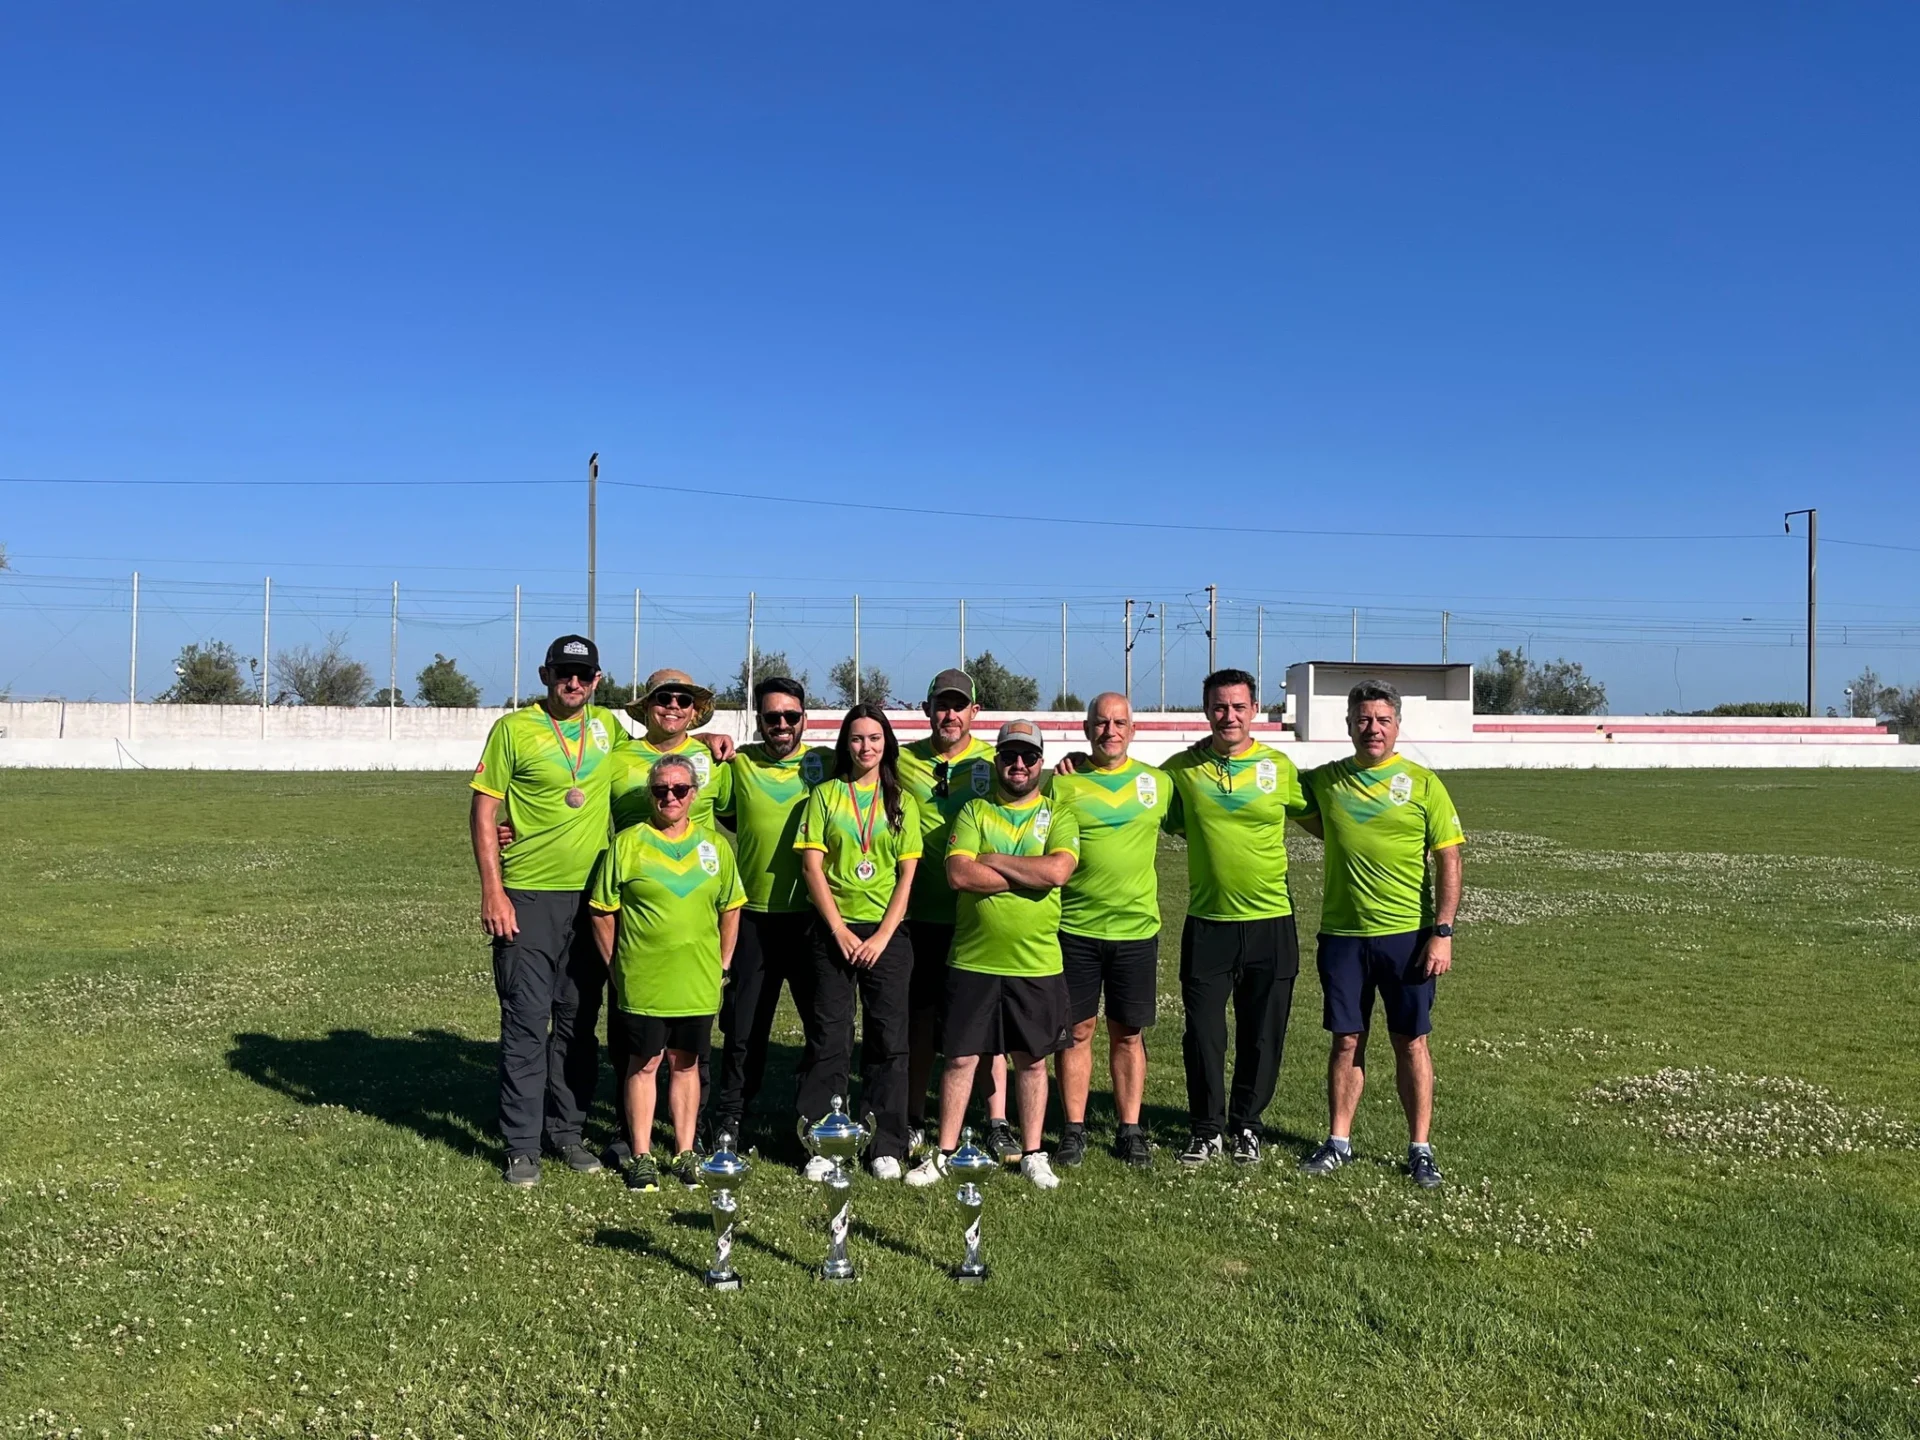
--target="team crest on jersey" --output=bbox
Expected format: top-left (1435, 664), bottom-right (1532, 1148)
top-left (801, 751), bottom-right (827, 784)
top-left (1255, 759), bottom-right (1278, 794)
top-left (1033, 807), bottom-right (1053, 842)
top-left (588, 718), bottom-right (610, 752)
top-left (1389, 772), bottom-right (1414, 806)
top-left (697, 841), bottom-right (721, 877)
top-left (970, 760), bottom-right (992, 797)
top-left (691, 752), bottom-right (712, 786)
top-left (1134, 773), bottom-right (1158, 808)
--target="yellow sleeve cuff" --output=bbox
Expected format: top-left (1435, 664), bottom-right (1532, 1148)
top-left (588, 899), bottom-right (620, 913)
top-left (469, 780), bottom-right (506, 799)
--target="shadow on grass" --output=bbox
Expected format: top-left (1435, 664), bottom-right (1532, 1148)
top-left (666, 1210), bottom-right (812, 1273)
top-left (227, 1027), bottom-right (496, 1159)
top-left (592, 1226), bottom-right (708, 1281)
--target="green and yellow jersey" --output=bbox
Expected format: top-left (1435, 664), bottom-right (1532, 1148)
top-left (947, 790), bottom-right (1081, 977)
top-left (794, 780), bottom-right (925, 924)
top-left (1302, 754), bottom-right (1464, 936)
top-left (589, 822), bottom-right (746, 1017)
top-left (897, 735), bottom-right (997, 925)
top-left (717, 742), bottom-right (830, 913)
top-left (1045, 757), bottom-right (1166, 941)
top-left (471, 702), bottom-right (630, 891)
top-left (1162, 741), bottom-right (1308, 922)
top-left (609, 734), bottom-right (731, 833)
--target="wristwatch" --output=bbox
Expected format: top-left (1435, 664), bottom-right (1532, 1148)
top-left (1432, 924), bottom-right (1454, 938)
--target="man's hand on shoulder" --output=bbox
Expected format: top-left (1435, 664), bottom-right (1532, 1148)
top-left (1053, 751), bottom-right (1092, 776)
top-left (696, 731), bottom-right (736, 762)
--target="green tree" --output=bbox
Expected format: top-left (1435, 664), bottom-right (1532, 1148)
top-left (967, 651), bottom-right (1039, 711)
top-left (369, 687), bottom-right (408, 707)
top-left (1473, 648), bottom-right (1529, 714)
top-left (591, 673), bottom-right (635, 708)
top-left (1882, 685), bottom-right (1920, 742)
top-left (1050, 691), bottom-right (1083, 712)
top-left (716, 650), bottom-right (807, 708)
top-left (272, 635), bottom-right (374, 706)
top-left (159, 641), bottom-right (255, 704)
top-left (829, 656), bottom-right (891, 707)
top-left (1473, 648), bottom-right (1606, 716)
top-left (1702, 701), bottom-right (1807, 717)
top-left (415, 654), bottom-right (481, 707)
top-left (1845, 667), bottom-right (1891, 719)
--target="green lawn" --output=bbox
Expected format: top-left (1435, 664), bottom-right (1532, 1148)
top-left (2, 769), bottom-right (1917, 1439)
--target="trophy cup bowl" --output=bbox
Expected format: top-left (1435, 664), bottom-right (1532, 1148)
top-left (948, 1127), bottom-right (996, 1284)
top-left (697, 1132), bottom-right (752, 1291)
top-left (799, 1096), bottom-right (872, 1283)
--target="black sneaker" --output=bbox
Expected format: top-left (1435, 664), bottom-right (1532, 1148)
top-left (601, 1138), bottom-right (633, 1171)
top-left (623, 1154), bottom-right (660, 1192)
top-left (671, 1151), bottom-right (703, 1190)
top-left (1230, 1128), bottom-right (1261, 1166)
top-left (1298, 1140), bottom-right (1352, 1177)
top-left (1408, 1149), bottom-right (1444, 1190)
top-left (986, 1120), bottom-right (1021, 1167)
top-left (1113, 1125), bottom-right (1152, 1168)
top-left (1178, 1132), bottom-right (1224, 1166)
top-left (1055, 1126), bottom-right (1087, 1168)
top-left (556, 1143), bottom-right (604, 1175)
top-left (503, 1154), bottom-right (541, 1187)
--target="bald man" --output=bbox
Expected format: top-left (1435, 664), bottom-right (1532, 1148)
top-left (1044, 694), bottom-right (1169, 1167)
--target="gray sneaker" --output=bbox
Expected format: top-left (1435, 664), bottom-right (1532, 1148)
top-left (1178, 1132), bottom-right (1224, 1166)
top-left (1298, 1140), bottom-right (1352, 1177)
top-left (503, 1154), bottom-right (541, 1187)
top-left (1408, 1150), bottom-right (1444, 1189)
top-left (1230, 1128), bottom-right (1262, 1166)
top-left (556, 1143), bottom-right (604, 1175)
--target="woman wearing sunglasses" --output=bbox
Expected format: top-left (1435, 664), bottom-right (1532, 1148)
top-left (793, 704), bottom-right (924, 1180)
top-left (589, 754), bottom-right (745, 1193)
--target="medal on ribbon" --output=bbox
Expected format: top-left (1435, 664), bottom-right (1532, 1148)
top-left (848, 780), bottom-right (880, 882)
top-left (546, 708), bottom-right (588, 808)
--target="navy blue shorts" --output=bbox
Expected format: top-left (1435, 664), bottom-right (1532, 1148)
top-left (1316, 931), bottom-right (1434, 1038)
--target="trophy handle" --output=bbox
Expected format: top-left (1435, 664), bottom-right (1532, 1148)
top-left (862, 1111), bottom-right (879, 1157)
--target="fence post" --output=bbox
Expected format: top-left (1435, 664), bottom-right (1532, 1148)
top-left (128, 571), bottom-right (139, 739)
top-left (853, 594), bottom-right (862, 704)
top-left (261, 577), bottom-right (271, 736)
top-left (958, 599), bottom-right (966, 669)
top-left (746, 592), bottom-right (757, 708)
top-left (633, 589), bottom-right (642, 703)
top-left (389, 580), bottom-right (399, 737)
top-left (511, 584), bottom-right (521, 707)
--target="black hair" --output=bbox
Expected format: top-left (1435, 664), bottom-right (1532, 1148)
top-left (1202, 667), bottom-right (1258, 706)
top-left (753, 675), bottom-right (807, 710)
top-left (832, 703), bottom-right (905, 831)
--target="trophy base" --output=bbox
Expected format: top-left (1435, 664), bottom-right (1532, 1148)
top-left (704, 1274), bottom-right (744, 1292)
top-left (818, 1266), bottom-right (859, 1284)
top-left (952, 1265), bottom-right (990, 1285)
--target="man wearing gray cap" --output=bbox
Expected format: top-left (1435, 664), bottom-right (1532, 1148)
top-left (907, 720), bottom-right (1080, 1191)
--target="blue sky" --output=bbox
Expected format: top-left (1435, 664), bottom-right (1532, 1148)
top-left (3, 2), bottom-right (1915, 710)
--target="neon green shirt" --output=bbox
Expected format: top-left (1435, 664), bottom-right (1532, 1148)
top-left (589, 822), bottom-right (746, 1017)
top-left (717, 743), bottom-right (830, 913)
top-left (1046, 757), bottom-right (1167, 941)
top-left (947, 789), bottom-right (1081, 977)
top-left (897, 735), bottom-right (997, 925)
top-left (1303, 754), bottom-right (1465, 936)
top-left (1162, 741), bottom-right (1308, 922)
top-left (609, 735), bottom-right (731, 833)
top-left (794, 780), bottom-right (925, 924)
top-left (471, 702), bottom-right (630, 891)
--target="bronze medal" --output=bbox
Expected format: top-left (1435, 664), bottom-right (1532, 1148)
top-left (565, 786), bottom-right (587, 809)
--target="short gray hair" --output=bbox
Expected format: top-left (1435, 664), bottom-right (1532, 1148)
top-left (1347, 679), bottom-right (1402, 717)
top-left (651, 753), bottom-right (699, 788)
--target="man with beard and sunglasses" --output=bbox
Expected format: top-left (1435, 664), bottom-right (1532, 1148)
top-left (895, 668), bottom-right (1015, 1160)
top-left (470, 635), bottom-right (634, 1187)
top-left (706, 675), bottom-right (832, 1147)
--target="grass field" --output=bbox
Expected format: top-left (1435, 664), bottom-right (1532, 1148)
top-left (2, 769), bottom-right (1918, 1440)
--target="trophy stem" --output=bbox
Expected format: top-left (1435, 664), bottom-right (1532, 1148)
top-left (953, 1182), bottom-right (988, 1283)
top-left (705, 1188), bottom-right (742, 1291)
top-left (820, 1167), bottom-right (858, 1283)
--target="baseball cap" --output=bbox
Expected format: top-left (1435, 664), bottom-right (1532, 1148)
top-left (544, 635), bottom-right (600, 671)
top-left (926, 668), bottom-right (976, 703)
top-left (994, 719), bottom-right (1045, 757)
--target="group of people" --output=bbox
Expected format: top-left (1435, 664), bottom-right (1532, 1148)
top-left (469, 634), bottom-right (1465, 1195)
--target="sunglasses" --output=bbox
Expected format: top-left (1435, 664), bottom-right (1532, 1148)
top-left (552, 666), bottom-right (595, 683)
top-left (650, 691), bottom-right (697, 708)
top-left (999, 749), bottom-right (1042, 770)
top-left (759, 709), bottom-right (804, 727)
top-left (932, 760), bottom-right (951, 799)
top-left (649, 783), bottom-right (695, 801)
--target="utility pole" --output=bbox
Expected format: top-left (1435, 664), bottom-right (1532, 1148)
top-left (1441, 610), bottom-right (1450, 664)
top-left (1124, 598), bottom-right (1135, 702)
top-left (853, 594), bottom-right (862, 704)
top-left (1158, 600), bottom-right (1166, 712)
top-left (389, 581), bottom-right (399, 736)
top-left (128, 571), bottom-right (139, 740)
top-left (1206, 585), bottom-right (1217, 674)
top-left (632, 589), bottom-right (642, 703)
top-left (586, 452), bottom-right (599, 642)
top-left (745, 591), bottom-right (757, 710)
top-left (1351, 607), bottom-right (1359, 662)
top-left (261, 576), bottom-right (271, 736)
top-left (1256, 605), bottom-right (1264, 709)
top-left (958, 599), bottom-right (967, 669)
top-left (1060, 602), bottom-right (1068, 709)
top-left (1785, 508), bottom-right (1817, 716)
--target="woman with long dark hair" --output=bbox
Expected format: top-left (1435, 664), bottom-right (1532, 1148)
top-left (793, 703), bottom-right (923, 1178)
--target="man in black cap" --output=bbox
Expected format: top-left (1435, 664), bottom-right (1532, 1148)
top-left (470, 635), bottom-right (634, 1186)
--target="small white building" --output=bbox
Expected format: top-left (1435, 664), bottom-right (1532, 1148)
top-left (1284, 662), bottom-right (1476, 742)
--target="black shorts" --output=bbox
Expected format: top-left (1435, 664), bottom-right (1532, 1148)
top-left (613, 1010), bottom-right (712, 1063)
top-left (908, 920), bottom-right (955, 1014)
top-left (942, 968), bottom-right (1072, 1060)
top-left (1317, 931), bottom-right (1434, 1038)
top-left (1059, 932), bottom-right (1159, 1029)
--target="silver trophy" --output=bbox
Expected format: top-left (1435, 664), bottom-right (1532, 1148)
top-left (948, 1127), bottom-right (996, 1284)
top-left (798, 1096), bottom-right (873, 1283)
top-left (697, 1132), bottom-right (752, 1291)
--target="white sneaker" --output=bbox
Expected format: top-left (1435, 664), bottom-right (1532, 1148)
top-left (904, 1152), bottom-right (948, 1188)
top-left (1020, 1152), bottom-right (1060, 1191)
top-left (803, 1155), bottom-right (837, 1183)
top-left (869, 1155), bottom-right (904, 1181)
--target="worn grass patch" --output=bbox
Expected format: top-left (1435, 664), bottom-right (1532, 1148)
top-left (2, 767), bottom-right (1918, 1439)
